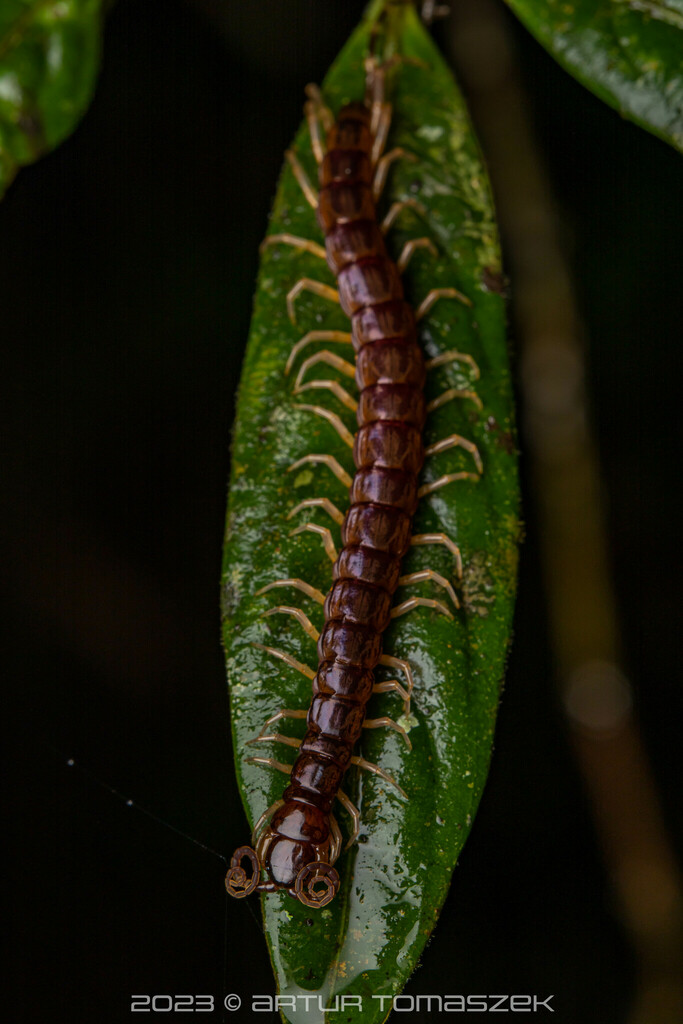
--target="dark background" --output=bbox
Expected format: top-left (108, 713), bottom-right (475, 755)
top-left (4, 1), bottom-right (680, 1022)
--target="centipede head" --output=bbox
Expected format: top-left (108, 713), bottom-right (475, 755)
top-left (225, 847), bottom-right (340, 910)
top-left (227, 804), bottom-right (342, 907)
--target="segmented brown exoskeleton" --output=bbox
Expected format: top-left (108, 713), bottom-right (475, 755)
top-left (225, 57), bottom-right (482, 909)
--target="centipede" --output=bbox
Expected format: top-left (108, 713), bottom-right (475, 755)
top-left (225, 47), bottom-right (482, 910)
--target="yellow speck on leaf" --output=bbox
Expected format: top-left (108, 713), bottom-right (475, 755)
top-left (293, 470), bottom-right (314, 488)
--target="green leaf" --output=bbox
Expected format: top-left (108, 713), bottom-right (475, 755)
top-left (504, 0), bottom-right (683, 153)
top-left (0, 0), bottom-right (105, 199)
top-left (221, 3), bottom-right (519, 1021)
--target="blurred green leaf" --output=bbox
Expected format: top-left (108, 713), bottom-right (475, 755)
top-left (0, 0), bottom-right (104, 198)
top-left (222, 2), bottom-right (519, 1021)
top-left (504, 0), bottom-right (683, 152)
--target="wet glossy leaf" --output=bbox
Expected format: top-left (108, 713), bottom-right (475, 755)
top-left (504, 0), bottom-right (683, 153)
top-left (221, 2), bottom-right (519, 1021)
top-left (0, 0), bottom-right (104, 199)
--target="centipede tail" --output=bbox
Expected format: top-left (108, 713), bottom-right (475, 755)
top-left (227, 63), bottom-right (479, 908)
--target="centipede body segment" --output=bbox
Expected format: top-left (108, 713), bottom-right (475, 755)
top-left (226, 56), bottom-right (482, 910)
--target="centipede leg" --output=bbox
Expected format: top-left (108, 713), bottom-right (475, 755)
top-left (379, 655), bottom-right (415, 704)
top-left (324, 814), bottom-right (342, 865)
top-left (254, 827), bottom-right (274, 866)
top-left (416, 286), bottom-right (472, 320)
top-left (372, 147), bottom-right (418, 201)
top-left (295, 379), bottom-right (359, 412)
top-left (363, 716), bottom-right (412, 750)
top-left (247, 733), bottom-right (302, 751)
top-left (286, 331), bottom-right (353, 376)
top-left (295, 350), bottom-right (357, 390)
top-left (287, 497), bottom-right (345, 526)
top-left (251, 798), bottom-right (285, 844)
top-left (398, 568), bottom-right (460, 611)
top-left (366, 49), bottom-right (428, 104)
top-left (350, 755), bottom-right (408, 800)
top-left (304, 100), bottom-right (326, 165)
top-left (289, 522), bottom-right (339, 562)
top-left (391, 596), bottom-right (454, 621)
top-left (397, 237), bottom-right (438, 273)
top-left (285, 149), bottom-right (318, 208)
top-left (251, 642), bottom-right (316, 680)
top-left (336, 790), bottom-right (361, 849)
top-left (381, 199), bottom-right (427, 234)
top-left (370, 103), bottom-right (392, 165)
top-left (425, 350), bottom-right (480, 379)
top-left (295, 403), bottom-right (355, 446)
top-left (256, 579), bottom-right (326, 605)
top-left (426, 389), bottom-right (483, 414)
top-left (424, 434), bottom-right (484, 474)
top-left (251, 709), bottom-right (308, 742)
top-left (262, 605), bottom-right (320, 641)
top-left (287, 454), bottom-right (353, 488)
top-left (260, 233), bottom-right (327, 260)
top-left (372, 677), bottom-right (412, 715)
top-left (245, 756), bottom-right (293, 775)
top-left (287, 279), bottom-right (340, 325)
top-left (410, 534), bottom-right (463, 578)
top-left (365, 54), bottom-right (387, 133)
top-left (304, 84), bottom-right (333, 132)
top-left (418, 472), bottom-right (480, 498)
